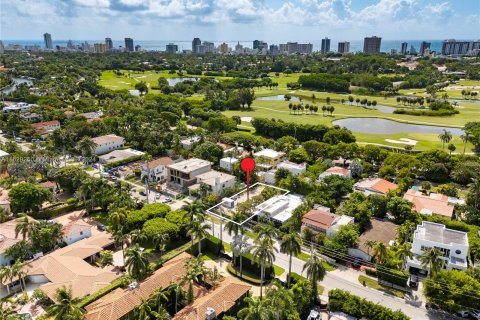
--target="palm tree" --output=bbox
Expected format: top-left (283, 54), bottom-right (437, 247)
top-left (237, 296), bottom-right (273, 320)
top-left (108, 208), bottom-right (128, 233)
top-left (461, 131), bottom-right (470, 154)
top-left (396, 243), bottom-right (413, 269)
top-left (438, 129), bottom-right (452, 150)
top-left (364, 240), bottom-right (376, 256)
top-left (231, 234), bottom-right (251, 278)
top-left (46, 286), bottom-right (85, 320)
top-left (113, 229), bottom-right (128, 266)
top-left (182, 264), bottom-right (200, 304)
top-left (15, 214), bottom-right (38, 240)
top-left (252, 236), bottom-right (277, 298)
top-left (372, 242), bottom-right (389, 264)
top-left (168, 282), bottom-right (184, 314)
top-left (254, 222), bottom-right (279, 240)
top-left (182, 201), bottom-right (206, 221)
top-left (0, 300), bottom-right (17, 320)
top-left (135, 298), bottom-right (155, 320)
top-left (187, 219), bottom-right (210, 255)
top-left (125, 244), bottom-right (151, 280)
top-left (76, 136), bottom-right (97, 165)
top-left (280, 231), bottom-right (302, 288)
top-left (419, 247), bottom-right (444, 276)
top-left (152, 232), bottom-right (169, 259)
top-left (224, 212), bottom-right (245, 237)
top-left (302, 253), bottom-right (326, 302)
top-left (150, 287), bottom-right (168, 314)
top-left (0, 266), bottom-right (14, 294)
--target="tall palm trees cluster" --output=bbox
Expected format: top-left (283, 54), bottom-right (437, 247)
top-left (288, 103), bottom-right (319, 115)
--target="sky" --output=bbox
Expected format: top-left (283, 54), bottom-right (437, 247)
top-left (1, 0), bottom-right (479, 41)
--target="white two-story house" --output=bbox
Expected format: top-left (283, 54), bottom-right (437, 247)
top-left (92, 134), bottom-right (125, 155)
top-left (406, 221), bottom-right (468, 273)
top-left (141, 157), bottom-right (174, 182)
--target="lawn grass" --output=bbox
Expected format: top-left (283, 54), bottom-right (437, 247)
top-left (273, 264), bottom-right (285, 276)
top-left (358, 275), bottom-right (405, 299)
top-left (298, 252), bottom-right (337, 271)
top-left (89, 211), bottom-right (109, 226)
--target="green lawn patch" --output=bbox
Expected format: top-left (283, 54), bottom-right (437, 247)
top-left (358, 275), bottom-right (405, 298)
top-left (273, 264), bottom-right (285, 276)
top-left (89, 211), bottom-right (110, 226)
top-left (227, 263), bottom-right (264, 285)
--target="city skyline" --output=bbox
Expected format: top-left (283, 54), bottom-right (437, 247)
top-left (1, 0), bottom-right (479, 41)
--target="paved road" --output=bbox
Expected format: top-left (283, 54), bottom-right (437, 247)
top-left (208, 221), bottom-right (458, 320)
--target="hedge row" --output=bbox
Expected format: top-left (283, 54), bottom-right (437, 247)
top-left (393, 109), bottom-right (459, 116)
top-left (188, 236), bottom-right (224, 256)
top-left (226, 263), bottom-right (263, 285)
top-left (328, 289), bottom-right (410, 320)
top-left (233, 252), bottom-right (275, 279)
top-left (103, 155), bottom-right (143, 170)
top-left (377, 266), bottom-right (409, 287)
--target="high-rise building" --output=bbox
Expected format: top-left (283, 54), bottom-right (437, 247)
top-left (166, 43), bottom-right (178, 54)
top-left (203, 41), bottom-right (215, 53)
top-left (135, 45), bottom-right (142, 52)
top-left (419, 41), bottom-right (431, 55)
top-left (363, 36), bottom-right (382, 54)
top-left (67, 40), bottom-right (74, 49)
top-left (337, 41), bottom-right (350, 54)
top-left (124, 38), bottom-right (134, 52)
top-left (269, 44), bottom-right (279, 55)
top-left (235, 42), bottom-right (244, 54)
top-left (321, 37), bottom-right (331, 54)
top-left (43, 33), bottom-right (53, 49)
top-left (94, 43), bottom-right (107, 53)
top-left (105, 38), bottom-right (113, 50)
top-left (280, 42), bottom-right (313, 54)
top-left (0, 41), bottom-right (4, 54)
top-left (253, 40), bottom-right (268, 51)
top-left (219, 43), bottom-right (229, 54)
top-left (400, 42), bottom-right (408, 55)
top-left (441, 39), bottom-right (480, 55)
top-left (192, 38), bottom-right (201, 53)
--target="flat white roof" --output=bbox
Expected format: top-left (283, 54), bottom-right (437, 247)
top-left (255, 194), bottom-right (303, 223)
top-left (167, 158), bottom-right (211, 173)
top-left (0, 150), bottom-right (9, 157)
top-left (277, 161), bottom-right (306, 170)
top-left (414, 221), bottom-right (468, 246)
top-left (196, 170), bottom-right (236, 186)
top-left (254, 148), bottom-right (284, 159)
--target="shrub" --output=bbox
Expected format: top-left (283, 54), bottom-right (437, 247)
top-left (142, 218), bottom-right (179, 238)
top-left (377, 266), bottom-right (409, 287)
top-left (126, 203), bottom-right (171, 230)
top-left (226, 263), bottom-right (264, 285)
top-left (328, 289), bottom-right (409, 320)
top-left (286, 272), bottom-right (307, 286)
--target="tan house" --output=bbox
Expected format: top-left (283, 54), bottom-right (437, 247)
top-left (354, 178), bottom-right (398, 196)
top-left (318, 166), bottom-right (351, 180)
top-left (348, 219), bottom-right (398, 261)
top-left (24, 233), bottom-right (119, 301)
top-left (403, 189), bottom-right (454, 218)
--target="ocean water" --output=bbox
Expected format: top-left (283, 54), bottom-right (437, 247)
top-left (2, 39), bottom-right (449, 53)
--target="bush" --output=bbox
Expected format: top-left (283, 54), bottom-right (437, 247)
top-left (393, 109), bottom-right (458, 116)
top-left (188, 235), bottom-right (224, 256)
top-left (165, 210), bottom-right (190, 236)
top-left (232, 252), bottom-right (275, 279)
top-left (377, 266), bottom-right (409, 287)
top-left (286, 272), bottom-right (307, 286)
top-left (142, 218), bottom-right (179, 238)
top-left (328, 289), bottom-right (409, 320)
top-left (226, 263), bottom-right (264, 285)
top-left (126, 203), bottom-right (171, 230)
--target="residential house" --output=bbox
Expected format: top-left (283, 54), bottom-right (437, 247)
top-left (38, 181), bottom-right (58, 193)
top-left (301, 206), bottom-right (354, 237)
top-left (403, 189), bottom-right (454, 218)
top-left (141, 157), bottom-right (174, 182)
top-left (189, 170), bottom-right (236, 195)
top-left (354, 178), bottom-right (398, 196)
top-left (2, 102), bottom-right (37, 113)
top-left (254, 148), bottom-right (285, 168)
top-left (167, 158), bottom-right (212, 190)
top-left (319, 166), bottom-right (352, 180)
top-left (23, 233), bottom-right (119, 302)
top-left (21, 112), bottom-right (42, 121)
top-left (92, 134), bottom-right (125, 155)
top-left (181, 136), bottom-right (201, 149)
top-left (254, 194), bottom-right (304, 224)
top-left (406, 221), bottom-right (468, 273)
top-left (0, 219), bottom-right (27, 267)
top-left (53, 211), bottom-right (92, 246)
top-left (80, 111), bottom-right (104, 121)
top-left (348, 219), bottom-right (398, 261)
top-left (84, 252), bottom-right (251, 320)
top-left (219, 157), bottom-right (238, 172)
top-left (98, 148), bottom-right (144, 164)
top-left (31, 120), bottom-right (60, 136)
top-left (277, 160), bottom-right (307, 175)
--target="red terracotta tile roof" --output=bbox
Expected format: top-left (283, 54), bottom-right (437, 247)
top-left (147, 157), bottom-right (174, 169)
top-left (302, 209), bottom-right (337, 232)
top-left (403, 189), bottom-right (454, 217)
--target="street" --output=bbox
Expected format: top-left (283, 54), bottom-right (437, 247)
top-left (208, 220), bottom-right (458, 320)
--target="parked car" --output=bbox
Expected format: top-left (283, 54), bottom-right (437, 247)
top-left (97, 223), bottom-right (106, 231)
top-left (155, 193), bottom-right (161, 200)
top-left (101, 172), bottom-right (110, 178)
top-left (306, 309), bottom-right (320, 320)
top-left (119, 166), bottom-right (127, 171)
top-left (457, 310), bottom-right (470, 318)
top-left (471, 310), bottom-right (480, 320)
top-left (111, 176), bottom-right (118, 181)
top-left (409, 275), bottom-right (418, 289)
top-left (352, 258), bottom-right (362, 269)
top-left (139, 191), bottom-right (147, 196)
top-left (162, 198), bottom-right (172, 203)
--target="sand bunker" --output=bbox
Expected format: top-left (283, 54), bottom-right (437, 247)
top-left (241, 117), bottom-right (252, 122)
top-left (385, 138), bottom-right (418, 145)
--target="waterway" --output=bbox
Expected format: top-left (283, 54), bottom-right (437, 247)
top-left (0, 77), bottom-right (34, 95)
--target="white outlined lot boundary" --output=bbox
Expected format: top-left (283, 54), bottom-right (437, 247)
top-left (205, 182), bottom-right (290, 226)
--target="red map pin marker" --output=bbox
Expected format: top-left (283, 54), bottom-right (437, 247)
top-left (240, 158), bottom-right (256, 200)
